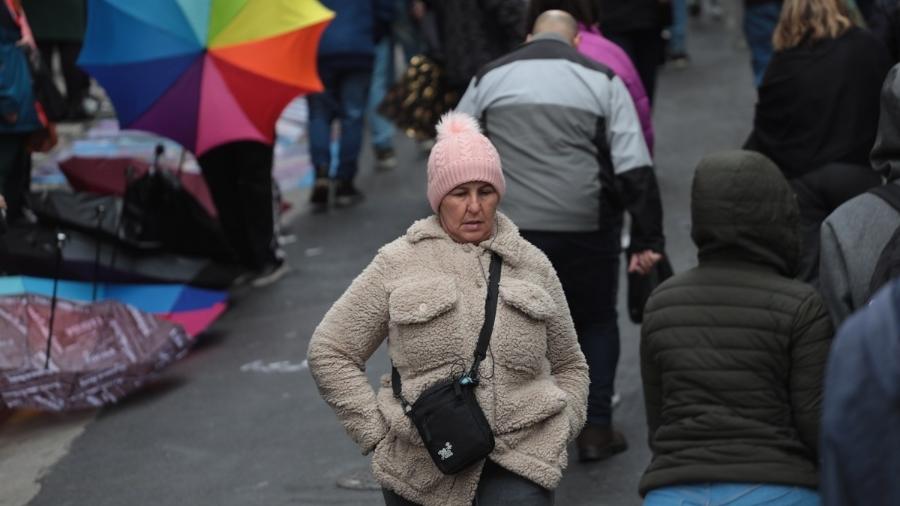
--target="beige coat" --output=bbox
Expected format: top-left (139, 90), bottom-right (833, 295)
top-left (307, 213), bottom-right (589, 506)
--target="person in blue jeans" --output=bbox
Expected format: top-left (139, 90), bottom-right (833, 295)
top-left (668, 0), bottom-right (689, 65)
top-left (309, 0), bottom-right (393, 209)
top-left (743, 1), bottom-right (782, 86)
top-left (639, 151), bottom-right (830, 506)
top-left (366, 0), bottom-right (421, 171)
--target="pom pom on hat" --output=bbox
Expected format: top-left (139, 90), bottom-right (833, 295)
top-left (436, 111), bottom-right (483, 141)
top-left (427, 111), bottom-right (505, 213)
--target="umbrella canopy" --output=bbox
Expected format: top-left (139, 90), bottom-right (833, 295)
top-left (78, 0), bottom-right (333, 155)
top-left (59, 157), bottom-right (216, 218)
top-left (0, 277), bottom-right (227, 337)
top-left (0, 295), bottom-right (193, 411)
top-left (0, 224), bottom-right (242, 289)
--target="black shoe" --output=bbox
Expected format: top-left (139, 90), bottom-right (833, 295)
top-left (576, 425), bottom-right (628, 462)
top-left (688, 0), bottom-right (702, 16)
top-left (374, 147), bottom-right (398, 171)
top-left (334, 180), bottom-right (364, 208)
top-left (310, 165), bottom-right (330, 209)
top-left (310, 178), bottom-right (329, 206)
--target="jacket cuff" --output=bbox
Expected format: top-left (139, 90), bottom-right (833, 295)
top-left (627, 236), bottom-right (665, 255)
top-left (615, 167), bottom-right (665, 254)
top-left (563, 402), bottom-right (586, 444)
top-left (358, 416), bottom-right (390, 456)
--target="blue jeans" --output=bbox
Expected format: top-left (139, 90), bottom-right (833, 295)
top-left (307, 64), bottom-right (372, 181)
top-left (743, 2), bottom-right (781, 87)
top-left (521, 229), bottom-right (621, 427)
top-left (366, 38), bottom-right (396, 151)
top-left (645, 483), bottom-right (821, 506)
top-left (366, 0), bottom-right (422, 151)
top-left (669, 0), bottom-right (688, 55)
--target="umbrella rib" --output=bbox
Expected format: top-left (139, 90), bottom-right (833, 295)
top-left (96, 0), bottom-right (204, 53)
top-left (208, 1), bottom-right (253, 46)
top-left (171, 0), bottom-right (209, 47)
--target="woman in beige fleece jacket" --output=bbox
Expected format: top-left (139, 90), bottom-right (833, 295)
top-left (307, 112), bottom-right (589, 506)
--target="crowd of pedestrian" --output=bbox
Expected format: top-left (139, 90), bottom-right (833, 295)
top-left (309, 1), bottom-right (900, 506)
top-left (4, 0), bottom-right (900, 504)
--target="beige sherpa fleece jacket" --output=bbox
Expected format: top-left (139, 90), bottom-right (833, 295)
top-left (307, 212), bottom-right (589, 506)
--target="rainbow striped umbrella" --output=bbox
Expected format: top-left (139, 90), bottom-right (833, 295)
top-left (0, 277), bottom-right (227, 337)
top-left (78, 0), bottom-right (333, 155)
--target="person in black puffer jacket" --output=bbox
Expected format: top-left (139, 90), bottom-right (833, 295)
top-left (639, 150), bottom-right (833, 506)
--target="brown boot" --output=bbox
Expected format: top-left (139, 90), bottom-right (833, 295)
top-left (576, 424), bottom-right (628, 462)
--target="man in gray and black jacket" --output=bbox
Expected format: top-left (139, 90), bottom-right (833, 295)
top-left (457, 10), bottom-right (665, 462)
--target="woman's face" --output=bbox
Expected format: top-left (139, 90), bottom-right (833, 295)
top-left (438, 182), bottom-right (499, 244)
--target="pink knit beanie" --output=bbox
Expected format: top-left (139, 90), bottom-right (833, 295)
top-left (426, 111), bottom-right (505, 212)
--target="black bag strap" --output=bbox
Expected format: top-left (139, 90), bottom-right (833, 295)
top-left (869, 184), bottom-right (900, 214)
top-left (392, 252), bottom-right (503, 409)
top-left (468, 252), bottom-right (502, 381)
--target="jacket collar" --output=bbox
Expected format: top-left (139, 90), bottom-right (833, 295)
top-left (405, 212), bottom-right (524, 268)
top-left (530, 32), bottom-right (572, 46)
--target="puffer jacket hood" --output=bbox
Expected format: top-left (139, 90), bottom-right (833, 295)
top-left (871, 63), bottom-right (900, 181)
top-left (691, 150), bottom-right (800, 277)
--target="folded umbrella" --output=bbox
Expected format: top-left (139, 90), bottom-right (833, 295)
top-left (78, 0), bottom-right (333, 156)
top-left (57, 128), bottom-right (217, 217)
top-left (0, 294), bottom-right (193, 411)
top-left (59, 156), bottom-right (217, 218)
top-left (0, 224), bottom-right (242, 289)
top-left (0, 276), bottom-right (227, 337)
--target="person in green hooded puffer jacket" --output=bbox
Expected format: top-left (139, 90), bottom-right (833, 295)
top-left (638, 150), bottom-right (834, 506)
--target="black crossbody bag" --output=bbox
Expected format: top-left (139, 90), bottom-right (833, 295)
top-left (391, 253), bottom-right (502, 475)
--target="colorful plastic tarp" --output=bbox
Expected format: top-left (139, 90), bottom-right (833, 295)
top-left (0, 276), bottom-right (227, 337)
top-left (78, 0), bottom-right (333, 155)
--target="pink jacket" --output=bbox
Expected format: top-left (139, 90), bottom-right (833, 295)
top-left (577, 26), bottom-right (654, 154)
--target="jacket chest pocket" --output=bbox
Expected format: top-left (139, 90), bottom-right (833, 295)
top-left (493, 279), bottom-right (556, 377)
top-left (389, 277), bottom-right (463, 373)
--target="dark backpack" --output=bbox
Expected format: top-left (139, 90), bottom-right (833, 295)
top-left (867, 184), bottom-right (900, 299)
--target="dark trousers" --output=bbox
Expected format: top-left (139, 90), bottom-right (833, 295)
top-left (789, 163), bottom-right (883, 283)
top-left (382, 460), bottom-right (554, 505)
top-left (197, 141), bottom-right (278, 271)
top-left (307, 63), bottom-right (373, 181)
top-left (37, 41), bottom-right (90, 105)
top-left (0, 133), bottom-right (32, 220)
top-left (606, 29), bottom-right (664, 105)
top-left (521, 228), bottom-right (621, 427)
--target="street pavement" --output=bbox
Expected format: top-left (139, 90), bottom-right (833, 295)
top-left (4, 5), bottom-right (757, 506)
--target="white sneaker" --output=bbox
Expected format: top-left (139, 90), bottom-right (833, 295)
top-left (251, 261), bottom-right (291, 288)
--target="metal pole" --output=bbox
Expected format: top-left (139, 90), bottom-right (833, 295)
top-left (111, 165), bottom-right (135, 273)
top-left (176, 147), bottom-right (186, 179)
top-left (44, 232), bottom-right (66, 370)
top-left (92, 205), bottom-right (105, 301)
top-left (152, 144), bottom-right (164, 174)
